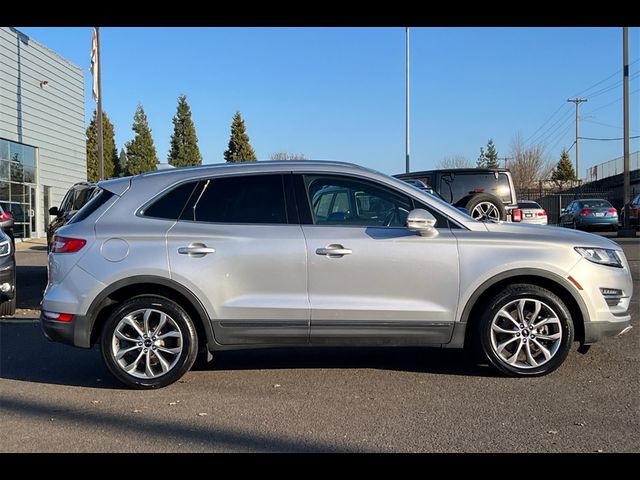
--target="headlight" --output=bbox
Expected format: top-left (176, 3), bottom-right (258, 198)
top-left (0, 240), bottom-right (10, 257)
top-left (575, 247), bottom-right (623, 268)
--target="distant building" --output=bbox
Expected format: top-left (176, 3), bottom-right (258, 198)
top-left (0, 27), bottom-right (86, 239)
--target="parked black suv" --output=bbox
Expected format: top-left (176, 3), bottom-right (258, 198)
top-left (0, 228), bottom-right (16, 316)
top-left (395, 168), bottom-right (518, 221)
top-left (47, 182), bottom-right (96, 252)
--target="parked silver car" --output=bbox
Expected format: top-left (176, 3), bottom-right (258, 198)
top-left (41, 161), bottom-right (633, 388)
top-left (517, 200), bottom-right (548, 225)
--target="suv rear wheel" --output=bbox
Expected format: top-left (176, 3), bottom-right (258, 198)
top-left (100, 295), bottom-right (198, 389)
top-left (466, 193), bottom-right (506, 221)
top-left (478, 284), bottom-right (574, 376)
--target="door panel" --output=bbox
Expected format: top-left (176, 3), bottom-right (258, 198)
top-left (299, 174), bottom-right (460, 345)
top-left (167, 223), bottom-right (309, 344)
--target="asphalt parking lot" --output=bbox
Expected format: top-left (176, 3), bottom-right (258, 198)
top-left (1, 235), bottom-right (638, 452)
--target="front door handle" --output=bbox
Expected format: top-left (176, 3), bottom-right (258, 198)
top-left (178, 243), bottom-right (215, 257)
top-left (316, 244), bottom-right (352, 258)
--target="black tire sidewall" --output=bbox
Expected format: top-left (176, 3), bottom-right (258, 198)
top-left (479, 285), bottom-right (574, 377)
top-left (100, 295), bottom-right (198, 389)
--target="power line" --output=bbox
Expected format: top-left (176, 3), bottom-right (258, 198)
top-left (585, 87), bottom-right (640, 115)
top-left (524, 103), bottom-right (570, 145)
top-left (582, 118), bottom-right (640, 133)
top-left (579, 135), bottom-right (640, 141)
top-left (567, 141), bottom-right (576, 152)
top-left (528, 108), bottom-right (574, 146)
top-left (571, 57), bottom-right (640, 97)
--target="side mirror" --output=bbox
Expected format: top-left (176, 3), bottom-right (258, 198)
top-left (49, 206), bottom-right (60, 216)
top-left (560, 208), bottom-right (566, 214)
top-left (407, 208), bottom-right (438, 237)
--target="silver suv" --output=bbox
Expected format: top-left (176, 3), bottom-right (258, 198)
top-left (41, 161), bottom-right (633, 388)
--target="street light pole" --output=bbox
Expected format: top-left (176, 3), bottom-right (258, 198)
top-left (405, 27), bottom-right (410, 174)
top-left (619, 26), bottom-right (635, 237)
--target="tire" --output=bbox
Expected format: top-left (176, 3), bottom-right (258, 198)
top-left (100, 295), bottom-right (198, 389)
top-left (465, 193), bottom-right (506, 222)
top-left (0, 296), bottom-right (16, 316)
top-left (477, 284), bottom-right (574, 377)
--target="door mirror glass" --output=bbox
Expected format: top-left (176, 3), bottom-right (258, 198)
top-left (48, 206), bottom-right (59, 216)
top-left (407, 209), bottom-right (438, 237)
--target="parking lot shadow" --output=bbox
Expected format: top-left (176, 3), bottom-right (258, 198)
top-left (1, 322), bottom-right (497, 389)
top-left (15, 265), bottom-right (47, 309)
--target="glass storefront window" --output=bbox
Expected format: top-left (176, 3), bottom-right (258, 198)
top-left (10, 162), bottom-right (24, 182)
top-left (0, 140), bottom-right (8, 161)
top-left (9, 142), bottom-right (23, 163)
top-left (0, 160), bottom-right (9, 181)
top-left (22, 145), bottom-right (35, 167)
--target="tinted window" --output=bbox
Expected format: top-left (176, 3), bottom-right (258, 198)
top-left (183, 175), bottom-right (287, 224)
top-left (439, 173), bottom-right (511, 204)
top-left (305, 175), bottom-right (412, 227)
top-left (72, 187), bottom-right (94, 211)
top-left (68, 188), bottom-right (114, 224)
top-left (143, 181), bottom-right (198, 220)
top-left (580, 200), bottom-right (612, 209)
top-left (518, 201), bottom-right (542, 209)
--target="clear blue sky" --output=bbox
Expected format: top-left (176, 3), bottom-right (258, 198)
top-left (16, 27), bottom-right (640, 178)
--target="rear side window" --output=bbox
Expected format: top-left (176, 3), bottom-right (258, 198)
top-left (67, 188), bottom-right (114, 225)
top-left (440, 173), bottom-right (511, 204)
top-left (181, 174), bottom-right (287, 224)
top-left (142, 181), bottom-right (198, 220)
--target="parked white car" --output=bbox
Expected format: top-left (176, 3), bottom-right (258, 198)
top-left (517, 200), bottom-right (548, 225)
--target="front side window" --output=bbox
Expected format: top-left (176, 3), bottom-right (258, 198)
top-left (304, 175), bottom-right (412, 227)
top-left (182, 174), bottom-right (287, 224)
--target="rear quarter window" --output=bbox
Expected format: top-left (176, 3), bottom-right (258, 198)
top-left (142, 182), bottom-right (199, 220)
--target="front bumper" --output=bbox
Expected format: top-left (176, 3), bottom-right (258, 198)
top-left (584, 320), bottom-right (632, 344)
top-left (0, 262), bottom-right (15, 300)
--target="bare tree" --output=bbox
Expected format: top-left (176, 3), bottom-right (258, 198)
top-left (269, 152), bottom-right (307, 160)
top-left (508, 133), bottom-right (554, 191)
top-left (437, 155), bottom-right (473, 169)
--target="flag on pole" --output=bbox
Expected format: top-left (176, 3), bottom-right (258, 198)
top-left (90, 27), bottom-right (99, 101)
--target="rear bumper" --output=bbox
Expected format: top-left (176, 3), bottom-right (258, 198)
top-left (584, 319), bottom-right (632, 344)
top-left (40, 311), bottom-right (91, 348)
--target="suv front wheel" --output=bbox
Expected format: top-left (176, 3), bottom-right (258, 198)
top-left (100, 295), bottom-right (198, 389)
top-left (478, 284), bottom-right (574, 376)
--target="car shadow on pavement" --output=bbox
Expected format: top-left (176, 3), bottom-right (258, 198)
top-left (200, 346), bottom-right (499, 377)
top-left (0, 322), bottom-right (498, 389)
top-left (16, 265), bottom-right (47, 309)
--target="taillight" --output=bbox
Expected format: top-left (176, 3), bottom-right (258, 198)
top-left (512, 209), bottom-right (522, 222)
top-left (537, 211), bottom-right (547, 217)
top-left (580, 209), bottom-right (592, 216)
top-left (51, 236), bottom-right (86, 253)
top-left (43, 311), bottom-right (73, 322)
top-left (607, 209), bottom-right (617, 216)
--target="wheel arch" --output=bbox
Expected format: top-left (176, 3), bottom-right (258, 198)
top-left (87, 276), bottom-right (216, 351)
top-left (460, 269), bottom-right (589, 348)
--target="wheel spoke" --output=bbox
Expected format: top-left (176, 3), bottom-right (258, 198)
top-left (124, 350), bottom-right (144, 373)
top-left (157, 331), bottom-right (181, 340)
top-left (517, 300), bottom-right (527, 324)
top-left (156, 313), bottom-right (168, 333)
top-left (115, 329), bottom-right (138, 343)
top-left (496, 336), bottom-right (519, 354)
top-left (116, 345), bottom-right (140, 360)
top-left (535, 332), bottom-right (562, 341)
top-left (492, 324), bottom-right (518, 335)
top-left (531, 316), bottom-right (560, 329)
top-left (506, 341), bottom-right (524, 365)
top-left (144, 351), bottom-right (153, 377)
top-left (154, 350), bottom-right (170, 373)
top-left (157, 345), bottom-right (181, 355)
top-left (143, 309), bottom-right (152, 335)
top-left (524, 342), bottom-right (538, 367)
top-left (123, 316), bottom-right (145, 338)
top-left (531, 338), bottom-right (552, 361)
top-left (497, 309), bottom-right (520, 328)
top-left (530, 300), bottom-right (542, 324)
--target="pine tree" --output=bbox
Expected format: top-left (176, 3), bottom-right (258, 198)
top-left (476, 147), bottom-right (487, 168)
top-left (86, 109), bottom-right (117, 182)
top-left (114, 148), bottom-right (128, 177)
top-left (485, 138), bottom-right (499, 168)
top-left (168, 95), bottom-right (202, 167)
top-left (125, 105), bottom-right (159, 175)
top-left (224, 111), bottom-right (257, 163)
top-left (551, 148), bottom-right (576, 186)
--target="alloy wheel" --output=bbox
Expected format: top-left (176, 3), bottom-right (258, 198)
top-left (471, 202), bottom-right (501, 221)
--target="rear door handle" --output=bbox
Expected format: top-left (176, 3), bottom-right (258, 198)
top-left (316, 244), bottom-right (352, 258)
top-left (178, 243), bottom-right (215, 257)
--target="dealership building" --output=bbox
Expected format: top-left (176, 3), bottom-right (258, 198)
top-left (0, 26), bottom-right (86, 239)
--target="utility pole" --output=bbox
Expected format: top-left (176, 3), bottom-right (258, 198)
top-left (619, 27), bottom-right (635, 237)
top-left (405, 27), bottom-right (410, 173)
top-left (499, 157), bottom-right (513, 169)
top-left (96, 27), bottom-right (104, 181)
top-left (567, 98), bottom-right (587, 181)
